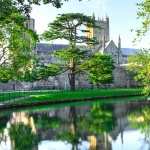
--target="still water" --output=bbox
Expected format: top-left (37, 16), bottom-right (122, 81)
top-left (0, 100), bottom-right (150, 150)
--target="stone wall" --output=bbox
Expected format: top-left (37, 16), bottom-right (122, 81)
top-left (113, 66), bottom-right (138, 88)
top-left (0, 81), bottom-right (32, 91)
top-left (0, 66), bottom-right (139, 91)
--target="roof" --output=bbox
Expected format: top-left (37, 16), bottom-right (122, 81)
top-left (36, 43), bottom-right (139, 57)
top-left (36, 43), bottom-right (68, 52)
top-left (105, 40), bottom-right (117, 49)
top-left (121, 48), bottom-right (139, 56)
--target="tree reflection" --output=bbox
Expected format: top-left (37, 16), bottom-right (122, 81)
top-left (14, 104), bottom-right (116, 150)
top-left (0, 115), bottom-right (10, 143)
top-left (128, 106), bottom-right (150, 145)
top-left (58, 104), bottom-right (116, 150)
top-left (33, 107), bottom-right (81, 150)
top-left (79, 103), bottom-right (116, 150)
top-left (9, 123), bottom-right (38, 150)
top-left (57, 107), bottom-right (80, 150)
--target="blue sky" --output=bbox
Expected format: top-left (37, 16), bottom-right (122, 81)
top-left (31, 0), bottom-right (149, 48)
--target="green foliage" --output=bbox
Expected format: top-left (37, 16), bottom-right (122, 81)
top-left (0, 67), bottom-right (12, 83)
top-left (82, 53), bottom-right (114, 85)
top-left (134, 0), bottom-right (150, 39)
top-left (24, 64), bottom-right (61, 82)
top-left (9, 26), bottom-right (37, 80)
top-left (0, 0), bottom-right (83, 16)
top-left (9, 123), bottom-right (38, 150)
top-left (53, 47), bottom-right (89, 73)
top-left (43, 13), bottom-right (96, 45)
top-left (128, 49), bottom-right (150, 95)
top-left (0, 0), bottom-right (39, 82)
top-left (54, 47), bottom-right (87, 61)
top-left (0, 0), bottom-right (38, 82)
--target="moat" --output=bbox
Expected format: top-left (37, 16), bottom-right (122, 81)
top-left (0, 100), bottom-right (150, 150)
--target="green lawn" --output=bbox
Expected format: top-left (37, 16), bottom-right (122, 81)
top-left (0, 90), bottom-right (57, 102)
top-left (0, 88), bottom-right (143, 104)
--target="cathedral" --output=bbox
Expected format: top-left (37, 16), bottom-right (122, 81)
top-left (0, 16), bottom-right (139, 91)
top-left (35, 16), bottom-right (138, 89)
top-left (86, 15), bottom-right (138, 65)
top-left (36, 16), bottom-right (138, 66)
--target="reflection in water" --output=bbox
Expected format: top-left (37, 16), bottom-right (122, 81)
top-left (57, 107), bottom-right (79, 150)
top-left (0, 112), bottom-right (38, 150)
top-left (128, 106), bottom-right (150, 148)
top-left (0, 100), bottom-right (150, 150)
top-left (9, 123), bottom-right (38, 150)
top-left (79, 103), bottom-right (116, 150)
top-left (0, 115), bottom-right (9, 146)
top-left (10, 112), bottom-right (36, 133)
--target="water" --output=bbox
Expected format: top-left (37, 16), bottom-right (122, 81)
top-left (0, 99), bottom-right (150, 150)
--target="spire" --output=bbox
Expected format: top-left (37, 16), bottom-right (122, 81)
top-left (118, 35), bottom-right (121, 50)
top-left (92, 12), bottom-right (95, 20)
top-left (118, 35), bottom-right (121, 64)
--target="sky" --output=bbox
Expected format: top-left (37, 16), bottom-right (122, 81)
top-left (30, 0), bottom-right (150, 49)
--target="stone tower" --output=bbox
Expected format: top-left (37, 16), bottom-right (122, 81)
top-left (94, 16), bottom-right (110, 46)
top-left (87, 15), bottom-right (110, 50)
top-left (25, 18), bottom-right (35, 31)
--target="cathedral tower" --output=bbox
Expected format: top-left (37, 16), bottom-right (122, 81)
top-left (87, 15), bottom-right (110, 50)
top-left (25, 18), bottom-right (35, 31)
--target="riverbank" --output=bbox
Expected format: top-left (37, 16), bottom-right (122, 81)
top-left (0, 88), bottom-right (143, 105)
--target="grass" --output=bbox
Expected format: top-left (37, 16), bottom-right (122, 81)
top-left (0, 88), bottom-right (143, 105)
top-left (0, 90), bottom-right (58, 102)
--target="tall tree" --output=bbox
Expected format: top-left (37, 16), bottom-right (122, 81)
top-left (0, 0), bottom-right (84, 82)
top-left (0, 15), bottom-right (38, 81)
top-left (0, 0), bottom-right (38, 82)
top-left (43, 13), bottom-right (97, 90)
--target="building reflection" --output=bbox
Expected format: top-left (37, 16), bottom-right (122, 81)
top-left (10, 112), bottom-right (36, 134)
top-left (0, 101), bottom-right (150, 150)
top-left (0, 112), bottom-right (38, 150)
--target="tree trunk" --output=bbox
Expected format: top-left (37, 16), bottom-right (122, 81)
top-left (68, 58), bottom-right (76, 91)
top-left (13, 81), bottom-right (16, 91)
top-left (68, 70), bottom-right (75, 91)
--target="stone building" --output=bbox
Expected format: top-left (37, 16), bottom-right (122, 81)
top-left (0, 17), bottom-right (139, 91)
top-left (24, 18), bottom-right (35, 31)
top-left (35, 16), bottom-right (139, 89)
top-left (87, 15), bottom-right (110, 50)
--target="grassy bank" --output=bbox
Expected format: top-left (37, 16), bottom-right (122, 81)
top-left (0, 88), bottom-right (143, 105)
top-left (0, 90), bottom-right (57, 102)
